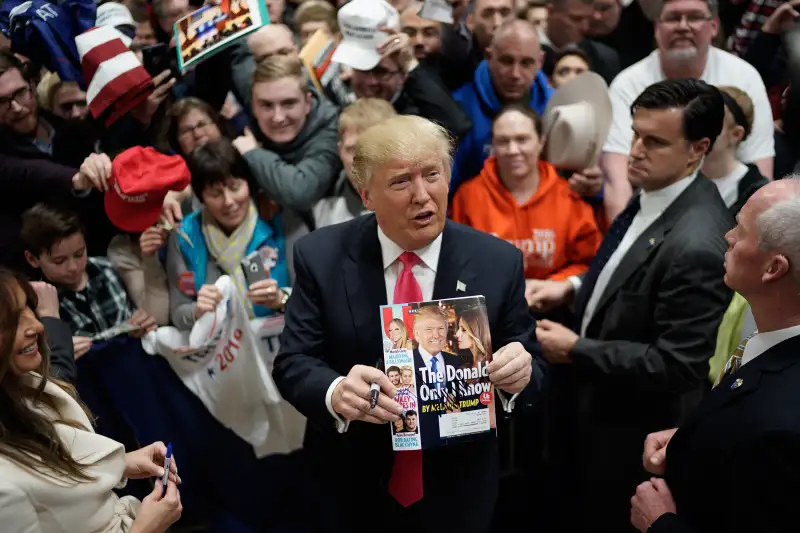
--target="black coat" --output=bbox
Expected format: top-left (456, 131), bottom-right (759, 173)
top-left (547, 176), bottom-right (735, 533)
top-left (653, 333), bottom-right (800, 533)
top-left (395, 63), bottom-right (473, 141)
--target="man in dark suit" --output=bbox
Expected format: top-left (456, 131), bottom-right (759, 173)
top-left (632, 179), bottom-right (800, 533)
top-left (530, 79), bottom-right (735, 532)
top-left (272, 115), bottom-right (545, 533)
top-left (410, 304), bottom-right (465, 446)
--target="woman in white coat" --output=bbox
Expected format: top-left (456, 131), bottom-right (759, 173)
top-left (0, 269), bottom-right (183, 533)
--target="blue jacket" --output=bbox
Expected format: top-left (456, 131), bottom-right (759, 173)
top-left (177, 211), bottom-right (289, 317)
top-left (451, 61), bottom-right (554, 195)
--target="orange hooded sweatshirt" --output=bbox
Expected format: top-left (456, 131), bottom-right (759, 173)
top-left (451, 157), bottom-right (602, 281)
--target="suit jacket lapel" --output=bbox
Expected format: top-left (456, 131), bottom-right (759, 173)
top-left (432, 222), bottom-right (477, 301)
top-left (591, 227), bottom-right (666, 317)
top-left (590, 177), bottom-right (705, 319)
top-left (343, 216), bottom-right (387, 352)
top-left (678, 335), bottom-right (800, 437)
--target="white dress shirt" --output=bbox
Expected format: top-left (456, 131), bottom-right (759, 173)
top-left (417, 345), bottom-right (446, 385)
top-left (325, 227), bottom-right (442, 432)
top-left (580, 172), bottom-right (698, 336)
top-left (741, 325), bottom-right (800, 367)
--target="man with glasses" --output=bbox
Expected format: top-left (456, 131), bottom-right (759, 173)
top-left (0, 50), bottom-right (119, 276)
top-left (331, 0), bottom-right (471, 140)
top-left (599, 0), bottom-right (775, 224)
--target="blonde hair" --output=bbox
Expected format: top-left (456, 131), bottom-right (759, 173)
top-left (339, 98), bottom-right (397, 138)
top-left (252, 54), bottom-right (307, 92)
top-left (389, 318), bottom-right (410, 349)
top-left (294, 0), bottom-right (338, 34)
top-left (37, 71), bottom-right (63, 111)
top-left (718, 85), bottom-right (755, 140)
top-left (414, 305), bottom-right (449, 328)
top-left (351, 115), bottom-right (453, 189)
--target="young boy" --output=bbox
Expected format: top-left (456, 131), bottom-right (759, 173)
top-left (312, 98), bottom-right (398, 228)
top-left (21, 203), bottom-right (156, 359)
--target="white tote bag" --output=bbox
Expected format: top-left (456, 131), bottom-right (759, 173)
top-left (142, 275), bottom-right (305, 458)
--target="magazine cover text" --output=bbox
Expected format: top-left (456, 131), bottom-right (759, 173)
top-left (380, 296), bottom-right (496, 451)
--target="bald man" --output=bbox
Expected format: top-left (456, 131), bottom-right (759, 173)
top-left (247, 23), bottom-right (299, 63)
top-left (632, 179), bottom-right (800, 533)
top-left (450, 19), bottom-right (553, 194)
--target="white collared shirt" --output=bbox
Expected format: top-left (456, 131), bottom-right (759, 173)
top-left (376, 225), bottom-right (441, 304)
top-left (741, 325), bottom-right (800, 367)
top-left (580, 172), bottom-right (698, 336)
top-left (325, 227), bottom-right (443, 432)
top-left (417, 345), bottom-right (446, 385)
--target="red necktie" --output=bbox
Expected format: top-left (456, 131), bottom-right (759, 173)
top-left (388, 251), bottom-right (424, 507)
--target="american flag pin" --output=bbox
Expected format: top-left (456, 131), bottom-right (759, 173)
top-left (731, 378), bottom-right (743, 390)
top-left (457, 281), bottom-right (466, 292)
top-left (648, 238), bottom-right (656, 247)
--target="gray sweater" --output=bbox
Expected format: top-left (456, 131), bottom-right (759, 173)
top-left (166, 209), bottom-right (309, 329)
top-left (243, 92), bottom-right (341, 212)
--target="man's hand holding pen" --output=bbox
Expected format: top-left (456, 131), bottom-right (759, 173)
top-left (332, 365), bottom-right (404, 424)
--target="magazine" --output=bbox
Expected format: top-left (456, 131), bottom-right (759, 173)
top-left (173, 0), bottom-right (269, 73)
top-left (380, 296), bottom-right (496, 451)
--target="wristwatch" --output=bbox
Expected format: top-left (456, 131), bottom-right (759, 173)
top-left (278, 289), bottom-right (290, 313)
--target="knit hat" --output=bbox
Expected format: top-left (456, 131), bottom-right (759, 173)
top-left (105, 146), bottom-right (191, 233)
top-left (75, 25), bottom-right (153, 127)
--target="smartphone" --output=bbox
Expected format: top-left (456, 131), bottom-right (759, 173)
top-left (141, 43), bottom-right (182, 80)
top-left (241, 250), bottom-right (269, 286)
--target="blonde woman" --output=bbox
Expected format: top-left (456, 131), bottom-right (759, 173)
top-left (702, 86), bottom-right (769, 216)
top-left (388, 318), bottom-right (412, 350)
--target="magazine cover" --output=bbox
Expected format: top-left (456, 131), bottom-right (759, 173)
top-left (174, 0), bottom-right (269, 73)
top-left (380, 296), bottom-right (496, 451)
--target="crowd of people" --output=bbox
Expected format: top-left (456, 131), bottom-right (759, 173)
top-left (1, 0), bottom-right (800, 531)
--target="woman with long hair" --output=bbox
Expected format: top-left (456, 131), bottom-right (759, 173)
top-left (388, 318), bottom-right (411, 350)
top-left (454, 307), bottom-right (492, 367)
top-left (0, 269), bottom-right (182, 533)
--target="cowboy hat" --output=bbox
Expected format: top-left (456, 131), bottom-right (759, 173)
top-left (543, 71), bottom-right (612, 171)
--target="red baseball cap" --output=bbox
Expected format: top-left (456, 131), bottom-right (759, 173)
top-left (105, 146), bottom-right (191, 233)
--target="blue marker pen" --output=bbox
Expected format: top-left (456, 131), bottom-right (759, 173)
top-left (161, 443), bottom-right (172, 496)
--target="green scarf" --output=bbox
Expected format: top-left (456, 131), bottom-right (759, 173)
top-left (201, 200), bottom-right (259, 317)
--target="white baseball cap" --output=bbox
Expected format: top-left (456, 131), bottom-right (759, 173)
top-left (331, 0), bottom-right (400, 71)
top-left (95, 2), bottom-right (136, 47)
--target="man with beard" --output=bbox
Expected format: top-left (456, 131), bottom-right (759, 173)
top-left (0, 51), bottom-right (141, 275)
top-left (400, 2), bottom-right (442, 61)
top-left (599, 0), bottom-right (775, 223)
top-left (332, 0), bottom-right (471, 139)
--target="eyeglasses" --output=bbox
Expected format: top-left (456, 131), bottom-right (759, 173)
top-left (365, 67), bottom-right (402, 82)
top-left (178, 119), bottom-right (213, 137)
top-left (0, 85), bottom-right (32, 113)
top-left (658, 12), bottom-right (713, 27)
